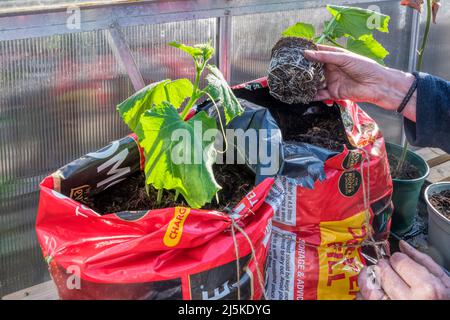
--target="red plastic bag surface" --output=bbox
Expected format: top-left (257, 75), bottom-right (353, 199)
top-left (235, 78), bottom-right (393, 300)
top-left (36, 134), bottom-right (275, 300)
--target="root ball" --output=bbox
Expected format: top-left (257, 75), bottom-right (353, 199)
top-left (268, 37), bottom-right (324, 105)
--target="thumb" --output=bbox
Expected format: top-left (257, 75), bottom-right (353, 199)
top-left (304, 50), bottom-right (349, 67)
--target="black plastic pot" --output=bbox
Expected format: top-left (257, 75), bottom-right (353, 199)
top-left (386, 142), bottom-right (430, 235)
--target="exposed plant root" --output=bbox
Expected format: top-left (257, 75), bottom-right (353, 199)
top-left (268, 37), bottom-right (324, 104)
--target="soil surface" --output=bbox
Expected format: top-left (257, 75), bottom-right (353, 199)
top-left (82, 164), bottom-right (255, 214)
top-left (388, 153), bottom-right (422, 180)
top-left (234, 87), bottom-right (351, 152)
top-left (429, 190), bottom-right (450, 219)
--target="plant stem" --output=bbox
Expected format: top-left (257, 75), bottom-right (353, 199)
top-left (181, 62), bottom-right (204, 120)
top-left (417, 0), bottom-right (432, 71)
top-left (317, 34), bottom-right (327, 44)
top-left (156, 189), bottom-right (163, 205)
top-left (325, 36), bottom-right (346, 49)
top-left (396, 0), bottom-right (432, 176)
top-left (317, 16), bottom-right (337, 44)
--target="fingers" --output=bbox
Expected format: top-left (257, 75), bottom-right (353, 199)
top-left (376, 259), bottom-right (411, 300)
top-left (399, 240), bottom-right (450, 287)
top-left (316, 44), bottom-right (349, 53)
top-left (313, 89), bottom-right (332, 101)
top-left (358, 266), bottom-right (386, 300)
top-left (303, 50), bottom-right (350, 67)
top-left (389, 252), bottom-right (437, 288)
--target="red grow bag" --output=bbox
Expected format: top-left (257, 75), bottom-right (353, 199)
top-left (36, 133), bottom-right (275, 300)
top-left (234, 78), bottom-right (393, 300)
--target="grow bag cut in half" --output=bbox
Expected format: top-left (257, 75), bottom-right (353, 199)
top-left (36, 132), bottom-right (276, 300)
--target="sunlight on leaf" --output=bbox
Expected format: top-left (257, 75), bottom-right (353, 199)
top-left (346, 34), bottom-right (389, 64)
top-left (135, 102), bottom-right (220, 208)
top-left (117, 79), bottom-right (193, 132)
top-left (327, 5), bottom-right (390, 39)
top-left (282, 22), bottom-right (316, 39)
top-left (169, 41), bottom-right (215, 63)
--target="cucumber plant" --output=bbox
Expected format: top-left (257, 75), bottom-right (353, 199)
top-left (282, 5), bottom-right (391, 64)
top-left (117, 42), bottom-right (243, 208)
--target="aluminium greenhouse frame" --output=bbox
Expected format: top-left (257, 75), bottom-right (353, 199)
top-left (0, 0), bottom-right (420, 89)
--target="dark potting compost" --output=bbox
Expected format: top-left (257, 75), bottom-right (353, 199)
top-left (429, 190), bottom-right (450, 219)
top-left (388, 154), bottom-right (422, 180)
top-left (82, 164), bottom-right (255, 214)
top-left (234, 86), bottom-right (351, 152)
top-left (268, 37), bottom-right (324, 105)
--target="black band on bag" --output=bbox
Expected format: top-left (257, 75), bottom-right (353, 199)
top-left (397, 72), bottom-right (419, 114)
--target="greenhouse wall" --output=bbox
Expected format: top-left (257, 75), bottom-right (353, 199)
top-left (0, 0), bottom-right (446, 296)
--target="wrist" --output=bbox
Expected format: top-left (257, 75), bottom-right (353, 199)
top-left (374, 68), bottom-right (415, 112)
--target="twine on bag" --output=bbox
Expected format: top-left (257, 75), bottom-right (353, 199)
top-left (357, 146), bottom-right (389, 261)
top-left (230, 218), bottom-right (268, 300)
top-left (271, 147), bottom-right (388, 255)
top-left (228, 146), bottom-right (388, 301)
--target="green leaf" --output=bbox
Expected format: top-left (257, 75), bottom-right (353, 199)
top-left (282, 22), bottom-right (316, 39)
top-left (204, 65), bottom-right (244, 124)
top-left (164, 79), bottom-right (194, 108)
top-left (136, 102), bottom-right (220, 208)
top-left (346, 34), bottom-right (389, 64)
top-left (117, 79), bottom-right (193, 132)
top-left (169, 41), bottom-right (215, 63)
top-left (323, 19), bottom-right (346, 39)
top-left (326, 5), bottom-right (390, 39)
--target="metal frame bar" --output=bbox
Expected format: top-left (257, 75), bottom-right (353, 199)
top-left (401, 9), bottom-right (421, 145)
top-left (217, 11), bottom-right (232, 83)
top-left (0, 0), bottom-right (390, 41)
top-left (106, 23), bottom-right (145, 91)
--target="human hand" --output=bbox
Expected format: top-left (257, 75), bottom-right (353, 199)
top-left (304, 45), bottom-right (417, 121)
top-left (357, 240), bottom-right (450, 300)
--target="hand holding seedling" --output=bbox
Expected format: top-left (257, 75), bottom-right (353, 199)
top-left (304, 45), bottom-right (418, 123)
top-left (358, 240), bottom-right (450, 300)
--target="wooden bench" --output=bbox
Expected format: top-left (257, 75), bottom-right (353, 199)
top-left (3, 147), bottom-right (449, 300)
top-left (2, 280), bottom-right (58, 300)
top-left (415, 147), bottom-right (450, 182)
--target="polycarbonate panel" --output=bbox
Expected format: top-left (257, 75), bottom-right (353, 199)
top-left (420, 4), bottom-right (450, 80)
top-left (230, 1), bottom-right (414, 144)
top-left (122, 19), bottom-right (217, 86)
top-left (0, 30), bottom-right (135, 296)
top-left (0, 18), bottom-right (218, 296)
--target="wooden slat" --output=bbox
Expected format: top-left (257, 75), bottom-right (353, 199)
top-left (416, 147), bottom-right (446, 162)
top-left (2, 280), bottom-right (59, 300)
top-left (428, 160), bottom-right (450, 183)
top-left (428, 154), bottom-right (450, 168)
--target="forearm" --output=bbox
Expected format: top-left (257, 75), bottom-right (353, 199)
top-left (374, 67), bottom-right (417, 122)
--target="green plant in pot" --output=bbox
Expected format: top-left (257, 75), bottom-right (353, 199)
top-left (387, 0), bottom-right (442, 235)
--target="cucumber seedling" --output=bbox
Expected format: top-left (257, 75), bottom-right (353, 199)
top-left (268, 5), bottom-right (390, 104)
top-left (117, 42), bottom-right (243, 209)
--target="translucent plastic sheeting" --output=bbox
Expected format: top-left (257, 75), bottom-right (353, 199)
top-left (0, 30), bottom-right (134, 296)
top-left (420, 4), bottom-right (450, 80)
top-left (0, 19), bottom-right (216, 296)
top-left (230, 1), bottom-right (415, 144)
top-left (122, 19), bottom-right (217, 87)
